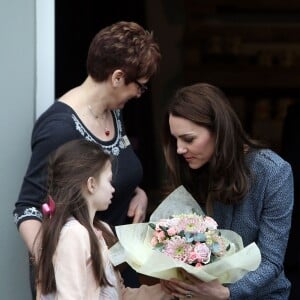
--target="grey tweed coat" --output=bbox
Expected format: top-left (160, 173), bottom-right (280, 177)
top-left (213, 149), bottom-right (293, 300)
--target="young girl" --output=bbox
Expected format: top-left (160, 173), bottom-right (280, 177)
top-left (35, 139), bottom-right (169, 299)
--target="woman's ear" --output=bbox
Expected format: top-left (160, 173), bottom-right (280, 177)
top-left (111, 69), bottom-right (125, 87)
top-left (87, 176), bottom-right (96, 194)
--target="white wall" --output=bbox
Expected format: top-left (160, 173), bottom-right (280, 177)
top-left (36, 0), bottom-right (55, 118)
top-left (0, 0), bottom-right (54, 298)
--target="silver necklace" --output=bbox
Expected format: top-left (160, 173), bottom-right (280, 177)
top-left (87, 105), bottom-right (110, 136)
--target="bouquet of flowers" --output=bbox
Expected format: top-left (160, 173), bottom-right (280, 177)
top-left (109, 186), bottom-right (261, 283)
top-left (149, 213), bottom-right (230, 268)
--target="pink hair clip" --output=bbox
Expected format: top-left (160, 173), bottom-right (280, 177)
top-left (42, 195), bottom-right (56, 218)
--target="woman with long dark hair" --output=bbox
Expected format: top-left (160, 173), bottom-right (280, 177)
top-left (161, 83), bottom-right (293, 299)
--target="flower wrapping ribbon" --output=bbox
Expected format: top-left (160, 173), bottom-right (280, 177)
top-left (42, 195), bottom-right (56, 218)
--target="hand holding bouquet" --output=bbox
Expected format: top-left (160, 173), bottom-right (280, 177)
top-left (109, 186), bottom-right (261, 283)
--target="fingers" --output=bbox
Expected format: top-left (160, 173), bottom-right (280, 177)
top-left (132, 210), bottom-right (146, 223)
top-left (169, 277), bottom-right (200, 298)
top-left (128, 200), bottom-right (147, 223)
top-left (127, 187), bottom-right (148, 222)
top-left (160, 280), bottom-right (174, 295)
top-left (127, 206), bottom-right (145, 223)
top-left (166, 280), bottom-right (196, 299)
top-left (179, 270), bottom-right (199, 284)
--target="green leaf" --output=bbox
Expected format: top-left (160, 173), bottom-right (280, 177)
top-left (149, 223), bottom-right (156, 230)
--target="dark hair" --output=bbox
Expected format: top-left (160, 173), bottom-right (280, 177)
top-left (162, 83), bottom-right (263, 209)
top-left (87, 21), bottom-right (161, 83)
top-left (36, 139), bottom-right (116, 294)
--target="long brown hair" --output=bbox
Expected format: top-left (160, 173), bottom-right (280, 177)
top-left (162, 83), bottom-right (264, 209)
top-left (36, 139), bottom-right (117, 294)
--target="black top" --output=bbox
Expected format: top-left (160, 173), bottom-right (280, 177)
top-left (13, 101), bottom-right (143, 227)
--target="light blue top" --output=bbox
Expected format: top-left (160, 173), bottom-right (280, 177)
top-left (213, 149), bottom-right (293, 299)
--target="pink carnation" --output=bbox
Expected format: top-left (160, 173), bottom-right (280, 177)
top-left (163, 236), bottom-right (193, 263)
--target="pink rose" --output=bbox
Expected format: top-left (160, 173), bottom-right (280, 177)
top-left (191, 242), bottom-right (211, 264)
top-left (150, 237), bottom-right (158, 246)
top-left (156, 230), bottom-right (166, 242)
top-left (203, 216), bottom-right (218, 230)
top-left (167, 227), bottom-right (177, 236)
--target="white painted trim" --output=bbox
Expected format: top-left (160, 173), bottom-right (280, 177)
top-left (35, 0), bottom-right (55, 119)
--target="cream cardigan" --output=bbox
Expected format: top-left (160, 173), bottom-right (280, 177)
top-left (38, 219), bottom-right (170, 300)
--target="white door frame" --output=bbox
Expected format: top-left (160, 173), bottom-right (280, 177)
top-left (35, 0), bottom-right (55, 119)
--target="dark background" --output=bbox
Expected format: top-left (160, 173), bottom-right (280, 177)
top-left (55, 1), bottom-right (299, 298)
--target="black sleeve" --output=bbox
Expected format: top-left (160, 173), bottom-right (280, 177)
top-left (13, 115), bottom-right (79, 228)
